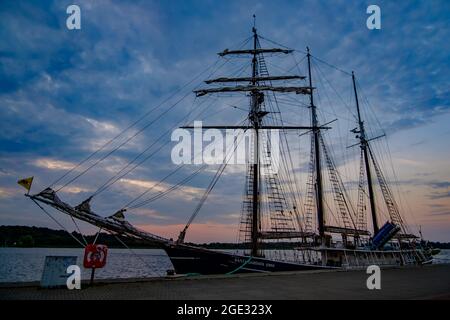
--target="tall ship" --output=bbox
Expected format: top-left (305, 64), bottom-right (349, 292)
top-left (24, 22), bottom-right (435, 275)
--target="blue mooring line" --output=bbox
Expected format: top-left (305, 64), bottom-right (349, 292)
top-left (226, 255), bottom-right (253, 275)
top-left (182, 255), bottom-right (253, 277)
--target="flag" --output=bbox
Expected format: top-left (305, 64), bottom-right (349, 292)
top-left (111, 209), bottom-right (126, 222)
top-left (17, 176), bottom-right (34, 192)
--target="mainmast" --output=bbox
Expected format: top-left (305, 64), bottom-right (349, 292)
top-left (250, 24), bottom-right (261, 256)
top-left (352, 72), bottom-right (379, 234)
top-left (189, 21), bottom-right (319, 255)
top-left (306, 48), bottom-right (325, 238)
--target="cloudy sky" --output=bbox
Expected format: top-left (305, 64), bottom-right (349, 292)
top-left (1, 0), bottom-right (449, 243)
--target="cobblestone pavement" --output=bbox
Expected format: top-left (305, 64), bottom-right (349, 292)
top-left (1, 264), bottom-right (449, 300)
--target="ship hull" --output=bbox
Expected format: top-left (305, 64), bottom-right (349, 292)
top-left (164, 244), bottom-right (333, 275)
top-left (164, 244), bottom-right (433, 275)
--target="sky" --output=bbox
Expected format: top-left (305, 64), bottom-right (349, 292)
top-left (0, 0), bottom-right (449, 243)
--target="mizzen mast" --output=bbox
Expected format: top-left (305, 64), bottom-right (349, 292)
top-left (351, 72), bottom-right (379, 234)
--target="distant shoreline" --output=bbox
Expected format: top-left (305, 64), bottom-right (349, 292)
top-left (2, 225), bottom-right (450, 249)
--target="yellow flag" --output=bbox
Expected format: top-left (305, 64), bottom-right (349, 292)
top-left (17, 176), bottom-right (34, 192)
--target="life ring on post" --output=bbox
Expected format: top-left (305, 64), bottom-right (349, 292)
top-left (83, 244), bottom-right (108, 269)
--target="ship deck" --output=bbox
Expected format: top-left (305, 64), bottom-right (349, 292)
top-left (1, 264), bottom-right (449, 300)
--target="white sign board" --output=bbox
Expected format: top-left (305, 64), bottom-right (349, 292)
top-left (41, 256), bottom-right (77, 288)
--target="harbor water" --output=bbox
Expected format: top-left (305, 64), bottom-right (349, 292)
top-left (1, 247), bottom-right (449, 283)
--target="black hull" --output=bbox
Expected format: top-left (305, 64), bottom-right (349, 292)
top-left (164, 244), bottom-right (332, 275)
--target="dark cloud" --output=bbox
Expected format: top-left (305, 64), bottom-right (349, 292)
top-left (430, 211), bottom-right (450, 216)
top-left (429, 191), bottom-right (450, 200)
top-left (426, 181), bottom-right (450, 200)
top-left (429, 181), bottom-right (450, 189)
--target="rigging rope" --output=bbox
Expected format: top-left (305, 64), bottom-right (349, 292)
top-left (126, 166), bottom-right (199, 209)
top-left (69, 215), bottom-right (88, 245)
top-left (123, 114), bottom-right (249, 211)
top-left (259, 33), bottom-right (351, 76)
top-left (309, 54), bottom-right (352, 76)
top-left (91, 95), bottom-right (221, 197)
top-left (264, 88), bottom-right (307, 233)
top-left (127, 165), bottom-right (207, 209)
top-left (56, 89), bottom-right (195, 192)
top-left (93, 110), bottom-right (197, 196)
top-left (56, 50), bottom-right (249, 194)
top-left (104, 102), bottom-right (242, 210)
top-left (50, 58), bottom-right (223, 189)
top-left (93, 227), bottom-right (102, 244)
top-left (31, 198), bottom-right (86, 247)
top-left (179, 121), bottom-right (249, 237)
top-left (314, 59), bottom-right (358, 121)
top-left (355, 79), bottom-right (416, 235)
top-left (53, 53), bottom-right (239, 193)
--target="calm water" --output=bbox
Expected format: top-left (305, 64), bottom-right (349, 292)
top-left (0, 247), bottom-right (449, 283)
top-left (0, 247), bottom-right (173, 283)
top-left (432, 249), bottom-right (450, 264)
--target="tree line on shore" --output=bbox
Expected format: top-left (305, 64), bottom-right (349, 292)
top-left (1, 225), bottom-right (450, 249)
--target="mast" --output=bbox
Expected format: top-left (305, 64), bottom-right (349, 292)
top-left (182, 21), bottom-right (321, 249)
top-left (307, 47), bottom-right (325, 238)
top-left (352, 72), bottom-right (379, 234)
top-left (250, 22), bottom-right (261, 256)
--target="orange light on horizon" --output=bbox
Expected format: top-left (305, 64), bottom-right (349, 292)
top-left (136, 222), bottom-right (238, 243)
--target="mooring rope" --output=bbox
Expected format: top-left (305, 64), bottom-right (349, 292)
top-left (109, 231), bottom-right (158, 273)
top-left (183, 254), bottom-right (254, 277)
top-left (226, 255), bottom-right (253, 275)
